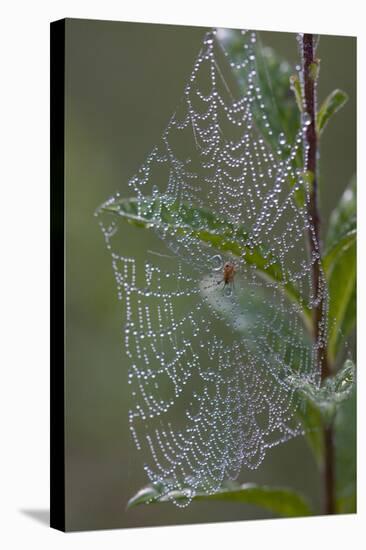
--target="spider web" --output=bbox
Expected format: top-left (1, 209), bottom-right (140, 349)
top-left (97, 29), bottom-right (327, 506)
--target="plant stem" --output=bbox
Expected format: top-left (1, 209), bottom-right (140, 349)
top-left (301, 33), bottom-right (335, 515)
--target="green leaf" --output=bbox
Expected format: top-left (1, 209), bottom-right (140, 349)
top-left (317, 89), bottom-right (348, 136)
top-left (126, 485), bottom-right (161, 507)
top-left (296, 399), bottom-right (324, 466)
top-left (101, 195), bottom-right (311, 326)
top-left (253, 45), bottom-right (300, 151)
top-left (290, 75), bottom-right (303, 113)
top-left (217, 32), bottom-right (300, 160)
top-left (287, 359), bottom-right (356, 426)
top-left (327, 240), bottom-right (356, 359)
top-left (323, 178), bottom-right (356, 360)
top-left (325, 176), bottom-right (356, 250)
top-left (127, 481), bottom-right (312, 517)
top-left (335, 385), bottom-right (356, 513)
top-left (309, 59), bottom-right (320, 82)
top-left (289, 360), bottom-right (356, 467)
top-left (322, 227), bottom-right (356, 273)
top-left (341, 284), bottom-right (356, 339)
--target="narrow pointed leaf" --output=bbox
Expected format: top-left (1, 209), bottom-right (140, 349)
top-left (317, 89), bottom-right (348, 135)
top-left (326, 176), bottom-right (356, 249)
top-left (327, 241), bottom-right (356, 359)
top-left (127, 486), bottom-right (160, 508)
top-left (322, 228), bottom-right (356, 273)
top-left (128, 481), bottom-right (312, 517)
top-left (323, 178), bottom-right (356, 359)
top-left (290, 74), bottom-right (303, 112)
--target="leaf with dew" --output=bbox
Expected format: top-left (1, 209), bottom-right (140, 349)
top-left (323, 177), bottom-right (356, 360)
top-left (101, 195), bottom-right (312, 329)
top-left (317, 89), bottom-right (348, 136)
top-left (127, 481), bottom-right (312, 517)
top-left (287, 359), bottom-right (356, 426)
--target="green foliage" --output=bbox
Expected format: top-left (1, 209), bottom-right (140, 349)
top-left (295, 399), bottom-right (324, 466)
top-left (289, 357), bottom-right (356, 473)
top-left (288, 360), bottom-right (355, 426)
top-left (335, 387), bottom-right (356, 513)
top-left (309, 59), bottom-right (321, 83)
top-left (252, 45), bottom-right (300, 152)
top-left (323, 228), bottom-right (356, 273)
top-left (290, 75), bottom-right (303, 113)
top-left (323, 178), bottom-right (356, 360)
top-left (326, 176), bottom-right (356, 246)
top-left (317, 89), bottom-right (349, 136)
top-left (224, 34), bottom-right (300, 161)
top-left (127, 481), bottom-right (312, 517)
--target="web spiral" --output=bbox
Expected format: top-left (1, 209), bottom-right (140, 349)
top-left (97, 29), bottom-right (327, 506)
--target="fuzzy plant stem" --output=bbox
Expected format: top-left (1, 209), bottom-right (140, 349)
top-left (302, 33), bottom-right (335, 515)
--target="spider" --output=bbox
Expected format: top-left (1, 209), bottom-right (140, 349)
top-left (202, 256), bottom-right (238, 297)
top-left (222, 261), bottom-right (236, 285)
top-left (216, 260), bottom-right (237, 296)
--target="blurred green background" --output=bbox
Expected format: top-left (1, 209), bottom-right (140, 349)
top-left (64, 18), bottom-right (356, 531)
